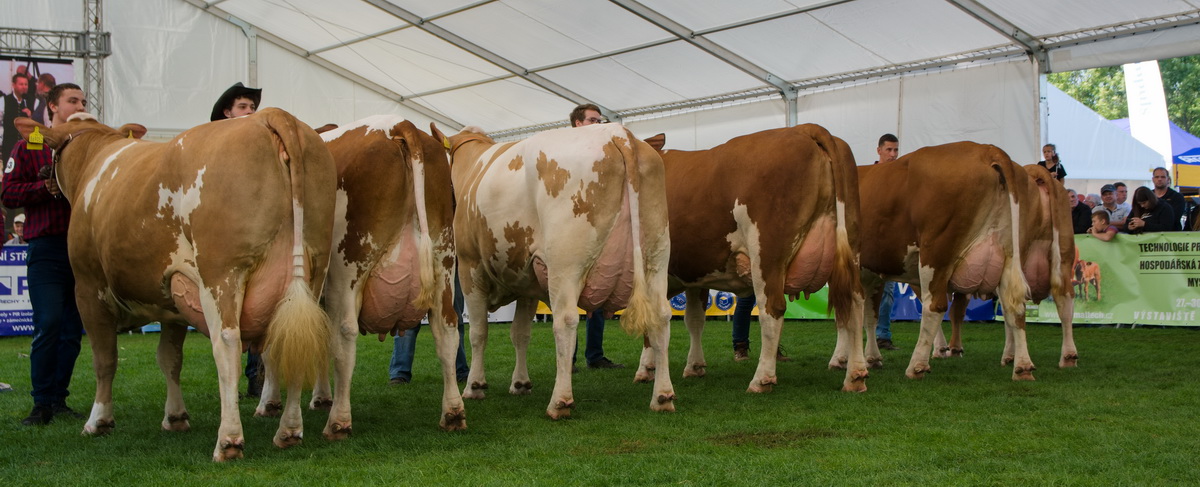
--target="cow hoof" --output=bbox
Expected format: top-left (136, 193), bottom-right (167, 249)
top-left (162, 412), bottom-right (191, 432)
top-left (254, 401), bottom-right (283, 417)
top-left (509, 381), bottom-right (533, 395)
top-left (547, 399), bottom-right (575, 420)
top-left (309, 397), bottom-right (333, 411)
top-left (933, 347), bottom-right (952, 359)
top-left (463, 381), bottom-right (488, 400)
top-left (1000, 356), bottom-right (1015, 366)
top-left (951, 348), bottom-right (964, 357)
top-left (1059, 354), bottom-right (1079, 368)
top-left (651, 392), bottom-right (676, 412)
top-left (842, 370), bottom-right (869, 392)
top-left (682, 363), bottom-right (706, 378)
top-left (906, 364), bottom-right (930, 379)
top-left (440, 408), bottom-right (467, 431)
top-left (746, 376), bottom-right (776, 394)
top-left (83, 418), bottom-right (116, 436)
top-left (633, 369), bottom-right (655, 383)
top-left (827, 358), bottom-right (848, 370)
top-left (867, 357), bottom-right (884, 369)
top-left (274, 430), bottom-right (303, 449)
top-left (1012, 364), bottom-right (1037, 381)
top-left (213, 437), bottom-right (245, 462)
top-left (323, 422), bottom-right (352, 441)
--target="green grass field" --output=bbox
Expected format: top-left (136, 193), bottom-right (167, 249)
top-left (1, 319), bottom-right (1197, 486)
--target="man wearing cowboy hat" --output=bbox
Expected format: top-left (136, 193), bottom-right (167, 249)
top-left (210, 82), bottom-right (261, 122)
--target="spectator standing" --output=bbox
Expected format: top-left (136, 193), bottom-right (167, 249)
top-left (873, 134), bottom-right (900, 351)
top-left (1068, 189), bottom-right (1090, 234)
top-left (1038, 143), bottom-right (1067, 181)
top-left (1150, 167), bottom-right (1185, 231)
top-left (729, 295), bottom-right (791, 362)
top-left (1126, 186), bottom-right (1176, 234)
top-left (567, 103), bottom-right (623, 370)
top-left (3, 82), bottom-right (89, 425)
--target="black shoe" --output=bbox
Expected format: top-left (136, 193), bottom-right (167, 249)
top-left (456, 375), bottom-right (468, 383)
top-left (877, 338), bottom-right (899, 350)
top-left (587, 357), bottom-right (625, 369)
top-left (388, 377), bottom-right (410, 386)
top-left (21, 405), bottom-right (53, 426)
top-left (53, 403), bottom-right (86, 420)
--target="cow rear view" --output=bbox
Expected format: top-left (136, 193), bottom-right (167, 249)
top-left (437, 123), bottom-right (674, 418)
top-left (16, 108), bottom-right (336, 461)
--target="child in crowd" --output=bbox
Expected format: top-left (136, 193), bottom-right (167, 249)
top-left (1087, 210), bottom-right (1118, 242)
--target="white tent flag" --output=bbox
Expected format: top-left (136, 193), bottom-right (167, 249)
top-left (1123, 61), bottom-right (1172, 169)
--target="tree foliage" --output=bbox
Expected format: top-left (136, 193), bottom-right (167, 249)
top-left (1048, 54), bottom-right (1200, 137)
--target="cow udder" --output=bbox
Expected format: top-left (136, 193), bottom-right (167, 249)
top-left (358, 233), bottom-right (428, 334)
top-left (783, 216), bottom-right (836, 296)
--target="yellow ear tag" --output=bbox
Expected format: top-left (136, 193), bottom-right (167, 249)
top-left (443, 136), bottom-right (451, 150)
top-left (26, 126), bottom-right (44, 151)
top-left (127, 130), bottom-right (134, 138)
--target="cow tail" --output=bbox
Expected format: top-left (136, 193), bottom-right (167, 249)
top-left (263, 110), bottom-right (330, 388)
top-left (992, 151), bottom-right (1031, 316)
top-left (395, 123), bottom-right (437, 311)
top-left (818, 130), bottom-right (864, 319)
top-left (615, 128), bottom-right (663, 337)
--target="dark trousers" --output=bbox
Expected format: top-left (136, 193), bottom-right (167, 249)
top-left (27, 235), bottom-right (84, 406)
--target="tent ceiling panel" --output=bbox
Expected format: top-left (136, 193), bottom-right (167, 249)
top-left (413, 77), bottom-right (577, 131)
top-left (705, 13), bottom-right (887, 82)
top-left (540, 57), bottom-right (692, 110)
top-left (808, 0), bottom-right (1011, 65)
top-left (318, 28), bottom-right (510, 96)
top-left (432, 0), bottom-right (670, 69)
top-left (638, 0), bottom-right (810, 32)
top-left (590, 40), bottom-right (767, 102)
top-left (219, 0), bottom-right (402, 51)
top-left (979, 0), bottom-right (1200, 38)
top-left (380, 0), bottom-right (489, 19)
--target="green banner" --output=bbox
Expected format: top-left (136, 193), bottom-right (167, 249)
top-left (784, 287), bottom-right (832, 319)
top-left (1028, 231), bottom-right (1200, 326)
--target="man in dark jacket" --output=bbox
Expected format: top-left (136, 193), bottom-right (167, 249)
top-left (1068, 189), bottom-right (1091, 234)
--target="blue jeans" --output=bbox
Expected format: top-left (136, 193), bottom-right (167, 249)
top-left (731, 294), bottom-right (755, 348)
top-left (389, 276), bottom-right (468, 381)
top-left (876, 281), bottom-right (896, 340)
top-left (27, 236), bottom-right (84, 406)
top-left (573, 311), bottom-right (607, 365)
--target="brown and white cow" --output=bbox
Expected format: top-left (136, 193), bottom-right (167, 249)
top-left (433, 123), bottom-right (674, 418)
top-left (932, 164), bottom-right (1079, 368)
top-left (637, 124), bottom-right (868, 393)
top-left (293, 115), bottom-right (463, 439)
top-left (15, 108), bottom-right (336, 461)
top-left (830, 142), bottom-right (1038, 380)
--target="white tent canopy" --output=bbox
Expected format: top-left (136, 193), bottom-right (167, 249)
top-left (5, 0), bottom-right (1200, 164)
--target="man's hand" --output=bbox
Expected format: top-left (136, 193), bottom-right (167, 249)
top-left (20, 108), bottom-right (32, 117)
top-left (44, 178), bottom-right (60, 197)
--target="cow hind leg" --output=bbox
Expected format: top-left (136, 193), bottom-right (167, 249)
top-left (634, 334), bottom-right (654, 383)
top-left (427, 305), bottom-right (467, 431)
top-left (320, 297), bottom-right (358, 440)
top-left (255, 359), bottom-right (283, 417)
top-left (273, 378), bottom-right (305, 449)
top-left (76, 286), bottom-right (118, 436)
top-left (509, 298), bottom-right (536, 396)
top-left (157, 322), bottom-right (191, 432)
top-left (1056, 296), bottom-right (1079, 368)
top-left (1001, 307), bottom-right (1036, 381)
top-left (747, 296), bottom-right (783, 394)
top-left (681, 288), bottom-right (708, 378)
top-left (646, 320), bottom-right (676, 413)
top-left (545, 302), bottom-right (580, 419)
top-left (937, 293), bottom-right (969, 359)
top-left (462, 290), bottom-right (490, 400)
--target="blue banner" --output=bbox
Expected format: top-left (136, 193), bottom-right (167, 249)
top-left (0, 245), bottom-right (33, 336)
